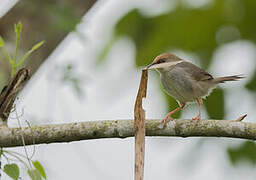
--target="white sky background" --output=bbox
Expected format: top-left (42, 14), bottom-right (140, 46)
top-left (1, 0), bottom-right (256, 179)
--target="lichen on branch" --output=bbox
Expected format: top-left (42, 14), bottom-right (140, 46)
top-left (0, 119), bottom-right (255, 148)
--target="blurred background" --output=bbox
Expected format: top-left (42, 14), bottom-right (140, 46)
top-left (1, 0), bottom-right (256, 179)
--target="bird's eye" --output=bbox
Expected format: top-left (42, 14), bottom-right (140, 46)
top-left (157, 59), bottom-right (166, 63)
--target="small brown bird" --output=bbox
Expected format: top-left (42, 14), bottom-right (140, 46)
top-left (146, 53), bottom-right (243, 124)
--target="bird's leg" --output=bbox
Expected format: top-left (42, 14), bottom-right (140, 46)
top-left (162, 103), bottom-right (186, 124)
top-left (192, 97), bottom-right (203, 121)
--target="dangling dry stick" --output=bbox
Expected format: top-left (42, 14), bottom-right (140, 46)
top-left (134, 69), bottom-right (148, 180)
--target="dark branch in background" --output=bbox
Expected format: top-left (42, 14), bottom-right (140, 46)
top-left (0, 119), bottom-right (255, 148)
top-left (0, 0), bottom-right (96, 80)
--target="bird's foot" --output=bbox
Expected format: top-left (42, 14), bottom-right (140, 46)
top-left (191, 115), bottom-right (200, 122)
top-left (161, 115), bottom-right (173, 125)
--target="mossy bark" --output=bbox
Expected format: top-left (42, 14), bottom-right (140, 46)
top-left (0, 119), bottom-right (255, 148)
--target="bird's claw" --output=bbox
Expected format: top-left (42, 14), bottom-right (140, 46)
top-left (236, 114), bottom-right (247, 121)
top-left (161, 116), bottom-right (173, 125)
top-left (191, 115), bottom-right (200, 122)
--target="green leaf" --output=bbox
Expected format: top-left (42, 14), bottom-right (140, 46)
top-left (0, 36), bottom-right (5, 47)
top-left (28, 169), bottom-right (42, 180)
top-left (16, 40), bottom-right (45, 68)
top-left (13, 21), bottom-right (23, 75)
top-left (205, 88), bottom-right (224, 119)
top-left (227, 141), bottom-right (256, 166)
top-left (4, 163), bottom-right (19, 180)
top-left (31, 41), bottom-right (45, 51)
top-left (14, 21), bottom-right (22, 34)
top-left (32, 161), bottom-right (46, 179)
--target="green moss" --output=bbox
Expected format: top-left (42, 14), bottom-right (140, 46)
top-left (249, 129), bottom-right (255, 134)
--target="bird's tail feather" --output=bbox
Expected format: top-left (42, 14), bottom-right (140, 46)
top-left (213, 75), bottom-right (244, 83)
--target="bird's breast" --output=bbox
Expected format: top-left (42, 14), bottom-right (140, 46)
top-left (160, 69), bottom-right (197, 103)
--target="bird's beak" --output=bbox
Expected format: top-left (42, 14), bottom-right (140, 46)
top-left (145, 63), bottom-right (156, 70)
top-left (145, 60), bottom-right (184, 70)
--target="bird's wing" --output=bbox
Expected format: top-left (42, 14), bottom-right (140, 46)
top-left (175, 61), bottom-right (213, 81)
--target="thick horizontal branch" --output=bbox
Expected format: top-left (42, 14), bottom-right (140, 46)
top-left (0, 119), bottom-right (255, 147)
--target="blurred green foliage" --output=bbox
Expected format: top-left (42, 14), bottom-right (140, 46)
top-left (163, 87), bottom-right (181, 118)
top-left (246, 70), bottom-right (256, 91)
top-left (61, 64), bottom-right (84, 98)
top-left (102, 0), bottom-right (256, 69)
top-left (24, 1), bottom-right (81, 32)
top-left (47, 4), bottom-right (80, 32)
top-left (205, 88), bottom-right (224, 119)
top-left (228, 141), bottom-right (256, 166)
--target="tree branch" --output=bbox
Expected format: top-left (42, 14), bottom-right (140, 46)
top-left (0, 119), bottom-right (255, 147)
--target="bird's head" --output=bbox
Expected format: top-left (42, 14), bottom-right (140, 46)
top-left (146, 53), bottom-right (183, 71)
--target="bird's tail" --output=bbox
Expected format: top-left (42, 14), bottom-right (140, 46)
top-left (213, 75), bottom-right (244, 83)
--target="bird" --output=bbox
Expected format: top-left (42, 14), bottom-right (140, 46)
top-left (146, 53), bottom-right (244, 124)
